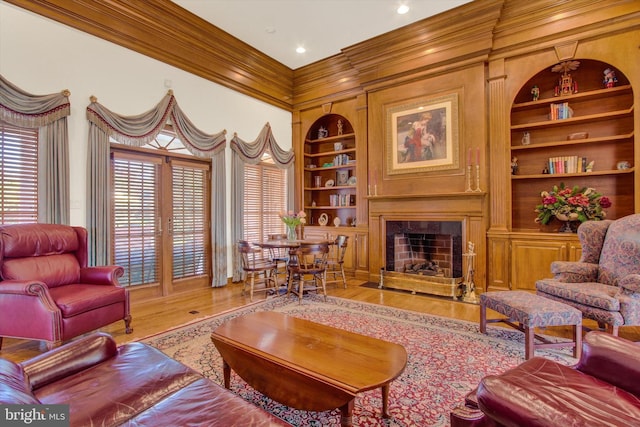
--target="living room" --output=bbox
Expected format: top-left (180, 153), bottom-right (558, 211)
top-left (1, 0), bottom-right (639, 425)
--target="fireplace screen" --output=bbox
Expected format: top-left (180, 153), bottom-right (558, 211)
top-left (385, 221), bottom-right (463, 279)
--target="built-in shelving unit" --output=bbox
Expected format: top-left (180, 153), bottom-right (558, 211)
top-left (510, 59), bottom-right (635, 230)
top-left (303, 114), bottom-right (357, 227)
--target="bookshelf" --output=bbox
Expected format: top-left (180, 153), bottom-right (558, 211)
top-left (509, 60), bottom-right (635, 231)
top-left (303, 114), bottom-right (357, 227)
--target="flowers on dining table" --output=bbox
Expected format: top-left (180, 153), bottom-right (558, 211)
top-left (279, 210), bottom-right (306, 226)
top-left (535, 183), bottom-right (612, 225)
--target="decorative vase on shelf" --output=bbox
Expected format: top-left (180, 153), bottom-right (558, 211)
top-left (286, 224), bottom-right (297, 241)
top-left (558, 220), bottom-right (580, 233)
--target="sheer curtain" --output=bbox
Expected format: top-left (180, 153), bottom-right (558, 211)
top-left (0, 74), bottom-right (71, 224)
top-left (86, 91), bottom-right (228, 286)
top-left (230, 122), bottom-right (294, 281)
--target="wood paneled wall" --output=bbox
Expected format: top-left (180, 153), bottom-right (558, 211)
top-left (8, 0), bottom-right (640, 290)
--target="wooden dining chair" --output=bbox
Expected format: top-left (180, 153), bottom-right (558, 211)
top-left (266, 233), bottom-right (290, 288)
top-left (287, 242), bottom-right (329, 304)
top-left (237, 240), bottom-right (277, 301)
top-left (325, 235), bottom-right (349, 289)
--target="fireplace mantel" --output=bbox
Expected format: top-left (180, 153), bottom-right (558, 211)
top-left (368, 192), bottom-right (487, 288)
top-left (366, 192), bottom-right (485, 201)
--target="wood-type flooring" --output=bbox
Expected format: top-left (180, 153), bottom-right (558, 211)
top-left (2, 279), bottom-right (638, 363)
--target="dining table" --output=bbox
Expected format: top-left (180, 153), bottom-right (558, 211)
top-left (253, 238), bottom-right (334, 296)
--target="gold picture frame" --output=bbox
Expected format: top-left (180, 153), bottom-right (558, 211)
top-left (386, 93), bottom-right (459, 175)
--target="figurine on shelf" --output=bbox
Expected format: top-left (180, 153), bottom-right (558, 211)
top-left (530, 85), bottom-right (540, 101)
top-left (317, 126), bottom-right (328, 139)
top-left (511, 156), bottom-right (518, 175)
top-left (586, 160), bottom-right (595, 172)
top-left (552, 61), bottom-right (580, 96)
top-left (337, 119), bottom-right (343, 135)
top-left (542, 164), bottom-right (550, 174)
top-left (603, 68), bottom-right (618, 88)
top-left (521, 131), bottom-right (531, 145)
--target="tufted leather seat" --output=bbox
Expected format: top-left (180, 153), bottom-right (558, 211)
top-left (0, 332), bottom-right (291, 426)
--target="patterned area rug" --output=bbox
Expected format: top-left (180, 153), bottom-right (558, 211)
top-left (142, 295), bottom-right (575, 426)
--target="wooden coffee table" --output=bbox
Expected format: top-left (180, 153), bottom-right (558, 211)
top-left (211, 311), bottom-right (407, 426)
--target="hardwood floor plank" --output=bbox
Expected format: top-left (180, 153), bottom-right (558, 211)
top-left (2, 280), bottom-right (638, 363)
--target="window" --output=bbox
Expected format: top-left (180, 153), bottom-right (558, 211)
top-left (0, 122), bottom-right (38, 224)
top-left (243, 159), bottom-right (287, 243)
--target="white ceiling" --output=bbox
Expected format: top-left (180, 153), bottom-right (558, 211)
top-left (173, 0), bottom-right (473, 69)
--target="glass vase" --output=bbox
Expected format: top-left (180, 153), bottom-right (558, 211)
top-left (286, 224), bottom-right (297, 241)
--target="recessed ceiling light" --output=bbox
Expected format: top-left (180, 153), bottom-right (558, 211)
top-left (397, 4), bottom-right (410, 14)
top-left (296, 46), bottom-right (306, 54)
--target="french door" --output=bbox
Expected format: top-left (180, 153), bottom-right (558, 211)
top-left (111, 148), bottom-right (211, 295)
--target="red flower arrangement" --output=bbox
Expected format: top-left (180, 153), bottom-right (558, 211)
top-left (535, 183), bottom-right (611, 225)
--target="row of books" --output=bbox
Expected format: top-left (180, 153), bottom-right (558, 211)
top-left (547, 156), bottom-right (588, 174)
top-left (549, 102), bottom-right (574, 120)
top-left (329, 194), bottom-right (355, 207)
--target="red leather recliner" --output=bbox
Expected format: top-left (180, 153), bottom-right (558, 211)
top-left (0, 223), bottom-right (132, 350)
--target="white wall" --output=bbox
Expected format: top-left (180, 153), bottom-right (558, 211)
top-left (0, 3), bottom-right (292, 278)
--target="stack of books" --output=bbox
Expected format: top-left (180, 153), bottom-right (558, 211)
top-left (549, 102), bottom-right (573, 120)
top-left (548, 156), bottom-right (587, 174)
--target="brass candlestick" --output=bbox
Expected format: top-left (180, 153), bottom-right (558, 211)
top-left (465, 165), bottom-right (473, 192)
top-left (474, 164), bottom-right (482, 192)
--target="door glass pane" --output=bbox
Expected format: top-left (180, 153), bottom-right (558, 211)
top-left (112, 155), bottom-right (160, 286)
top-left (172, 162), bottom-right (209, 279)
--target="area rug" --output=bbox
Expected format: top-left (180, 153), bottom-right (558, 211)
top-left (142, 295), bottom-right (575, 426)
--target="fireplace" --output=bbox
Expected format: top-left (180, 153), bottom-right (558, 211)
top-left (368, 193), bottom-right (485, 296)
top-left (386, 220), bottom-right (463, 277)
top-left (380, 220), bottom-right (464, 298)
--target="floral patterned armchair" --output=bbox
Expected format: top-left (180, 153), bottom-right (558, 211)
top-left (536, 213), bottom-right (640, 335)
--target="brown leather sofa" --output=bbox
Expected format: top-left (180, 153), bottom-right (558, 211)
top-left (0, 332), bottom-right (290, 426)
top-left (450, 331), bottom-right (640, 427)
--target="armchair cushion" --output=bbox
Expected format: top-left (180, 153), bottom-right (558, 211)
top-left (1, 253), bottom-right (80, 288)
top-left (550, 261), bottom-right (598, 282)
top-left (536, 280), bottom-right (620, 311)
top-left (48, 284), bottom-right (127, 317)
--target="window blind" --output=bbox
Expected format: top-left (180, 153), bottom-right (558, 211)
top-left (0, 123), bottom-right (38, 224)
top-left (243, 162), bottom-right (287, 245)
top-left (172, 160), bottom-right (210, 279)
top-left (112, 153), bottom-right (161, 286)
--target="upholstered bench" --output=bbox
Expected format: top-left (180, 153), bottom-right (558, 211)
top-left (480, 290), bottom-right (582, 359)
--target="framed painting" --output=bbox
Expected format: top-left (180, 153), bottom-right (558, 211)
top-left (336, 170), bottom-right (349, 186)
top-left (386, 93), bottom-right (459, 175)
